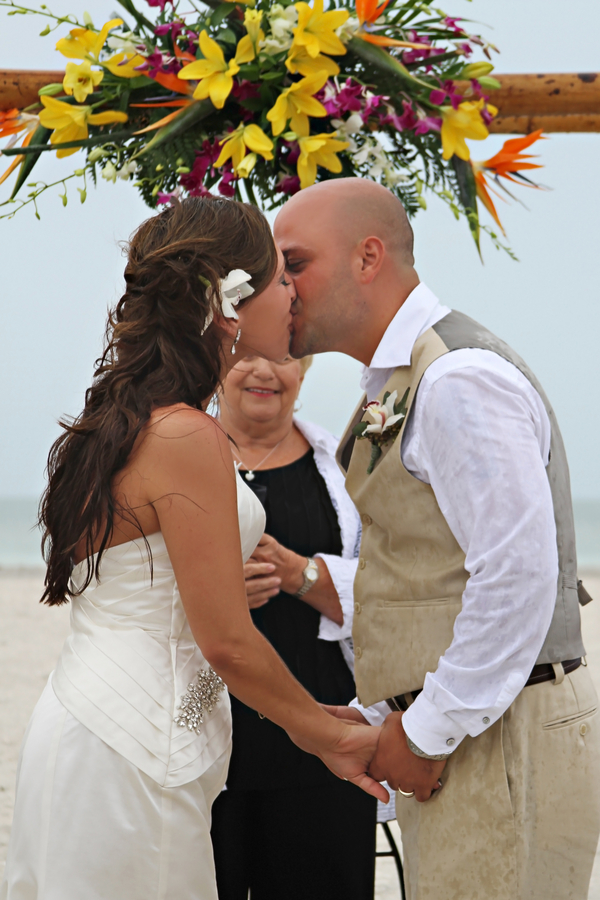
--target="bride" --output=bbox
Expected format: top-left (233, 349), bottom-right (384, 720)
top-left (1, 197), bottom-right (386, 900)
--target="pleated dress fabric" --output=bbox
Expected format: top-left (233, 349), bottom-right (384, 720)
top-left (1, 474), bottom-right (265, 900)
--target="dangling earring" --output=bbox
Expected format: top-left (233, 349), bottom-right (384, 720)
top-left (294, 400), bottom-right (303, 412)
top-left (231, 328), bottom-right (242, 355)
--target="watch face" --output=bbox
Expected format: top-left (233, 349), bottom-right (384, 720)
top-left (307, 568), bottom-right (318, 583)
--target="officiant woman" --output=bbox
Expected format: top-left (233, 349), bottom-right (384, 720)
top-left (212, 355), bottom-right (377, 900)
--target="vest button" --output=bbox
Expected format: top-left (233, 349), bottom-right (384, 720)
top-left (359, 557), bottom-right (366, 570)
top-left (446, 737), bottom-right (455, 747)
top-left (580, 723), bottom-right (588, 736)
top-left (362, 514), bottom-right (372, 526)
top-left (354, 602), bottom-right (361, 614)
top-left (355, 646), bottom-right (362, 659)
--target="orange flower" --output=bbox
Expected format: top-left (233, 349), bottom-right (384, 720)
top-left (0, 109), bottom-right (40, 187)
top-left (472, 129), bottom-right (545, 234)
top-left (354, 0), bottom-right (430, 48)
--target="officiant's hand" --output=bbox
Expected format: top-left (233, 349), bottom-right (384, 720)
top-left (369, 712), bottom-right (446, 802)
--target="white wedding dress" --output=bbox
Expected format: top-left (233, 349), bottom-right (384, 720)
top-left (1, 473), bottom-right (265, 900)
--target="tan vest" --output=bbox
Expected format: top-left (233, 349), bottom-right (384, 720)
top-left (338, 311), bottom-right (585, 708)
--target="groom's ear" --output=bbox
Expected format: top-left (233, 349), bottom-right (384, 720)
top-left (356, 236), bottom-right (385, 285)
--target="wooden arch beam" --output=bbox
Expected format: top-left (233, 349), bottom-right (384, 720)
top-left (1, 69), bottom-right (599, 132)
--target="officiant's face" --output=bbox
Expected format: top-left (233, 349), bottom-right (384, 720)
top-left (222, 356), bottom-right (304, 427)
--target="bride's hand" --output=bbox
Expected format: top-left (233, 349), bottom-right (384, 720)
top-left (288, 723), bottom-right (390, 803)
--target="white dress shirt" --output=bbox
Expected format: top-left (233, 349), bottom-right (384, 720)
top-left (350, 283), bottom-right (559, 757)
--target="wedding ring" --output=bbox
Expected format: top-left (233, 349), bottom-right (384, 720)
top-left (397, 788), bottom-right (415, 798)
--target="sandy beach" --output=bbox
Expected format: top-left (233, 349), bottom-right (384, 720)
top-left (2, 570), bottom-right (600, 898)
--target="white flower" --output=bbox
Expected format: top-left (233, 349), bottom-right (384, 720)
top-left (352, 136), bottom-right (407, 187)
top-left (118, 160), bottom-right (139, 180)
top-left (336, 15), bottom-right (360, 42)
top-left (101, 160), bottom-right (118, 183)
top-left (202, 269), bottom-right (255, 334)
top-left (106, 31), bottom-right (142, 56)
top-left (363, 390), bottom-right (405, 434)
top-left (332, 112), bottom-right (364, 135)
top-left (260, 4), bottom-right (297, 55)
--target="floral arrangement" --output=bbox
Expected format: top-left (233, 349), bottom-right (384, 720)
top-left (0, 0), bottom-right (545, 252)
top-left (353, 387), bottom-right (409, 474)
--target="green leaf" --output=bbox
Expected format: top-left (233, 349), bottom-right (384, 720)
top-left (348, 37), bottom-right (432, 90)
top-left (261, 71), bottom-right (285, 82)
top-left (393, 387), bottom-right (410, 415)
top-left (451, 156), bottom-right (481, 257)
top-left (382, 391), bottom-right (391, 405)
top-left (10, 125), bottom-right (51, 200)
top-left (115, 0), bottom-right (155, 32)
top-left (366, 444), bottom-right (382, 475)
top-left (352, 422), bottom-right (369, 437)
top-left (3, 130), bottom-right (133, 157)
top-left (133, 99), bottom-right (213, 157)
top-left (127, 75), bottom-right (154, 90)
top-left (219, 27), bottom-right (237, 44)
top-left (211, 2), bottom-right (237, 28)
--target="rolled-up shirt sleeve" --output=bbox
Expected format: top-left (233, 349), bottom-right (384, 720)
top-left (316, 555), bottom-right (358, 641)
top-left (400, 354), bottom-right (558, 757)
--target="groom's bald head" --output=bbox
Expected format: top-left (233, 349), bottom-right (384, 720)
top-left (274, 178), bottom-right (419, 361)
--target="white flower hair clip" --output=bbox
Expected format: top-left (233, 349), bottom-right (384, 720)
top-left (201, 269), bottom-right (255, 334)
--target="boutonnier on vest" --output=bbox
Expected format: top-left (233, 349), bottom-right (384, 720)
top-left (352, 388), bottom-right (410, 474)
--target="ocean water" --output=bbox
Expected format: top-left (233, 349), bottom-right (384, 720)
top-left (1, 497), bottom-right (599, 571)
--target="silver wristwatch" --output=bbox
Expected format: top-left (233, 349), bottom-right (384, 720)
top-left (294, 557), bottom-right (320, 598)
top-left (406, 735), bottom-right (452, 761)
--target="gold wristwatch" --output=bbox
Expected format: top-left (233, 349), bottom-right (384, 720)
top-left (294, 557), bottom-right (319, 598)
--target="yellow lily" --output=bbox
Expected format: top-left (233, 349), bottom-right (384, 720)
top-left (267, 71), bottom-right (328, 137)
top-left (56, 18), bottom-right (123, 62)
top-left (295, 130), bottom-right (349, 188)
top-left (285, 43), bottom-right (339, 77)
top-left (440, 99), bottom-right (496, 161)
top-left (63, 60), bottom-right (104, 103)
top-left (235, 9), bottom-right (266, 63)
top-left (178, 31), bottom-right (241, 109)
top-left (292, 0), bottom-right (348, 59)
top-left (104, 51), bottom-right (148, 79)
top-left (216, 123), bottom-right (274, 174)
top-left (39, 95), bottom-right (128, 158)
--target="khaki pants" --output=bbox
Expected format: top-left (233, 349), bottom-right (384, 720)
top-left (396, 664), bottom-right (600, 900)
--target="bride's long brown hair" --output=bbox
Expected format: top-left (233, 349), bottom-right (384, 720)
top-left (39, 197), bottom-right (277, 606)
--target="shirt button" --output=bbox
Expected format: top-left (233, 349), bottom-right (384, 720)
top-left (446, 738), bottom-right (455, 747)
top-left (362, 514), bottom-right (373, 526)
top-left (483, 716), bottom-right (490, 725)
top-left (580, 723), bottom-right (588, 736)
top-left (355, 646), bottom-right (363, 659)
top-left (354, 602), bottom-right (362, 614)
top-left (359, 558), bottom-right (366, 570)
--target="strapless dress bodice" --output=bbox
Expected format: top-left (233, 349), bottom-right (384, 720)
top-left (51, 474), bottom-right (265, 788)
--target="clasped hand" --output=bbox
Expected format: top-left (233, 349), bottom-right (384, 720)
top-left (243, 533), bottom-right (305, 607)
top-left (323, 706), bottom-right (445, 803)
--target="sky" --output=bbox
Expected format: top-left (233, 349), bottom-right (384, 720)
top-left (1, 0), bottom-right (599, 499)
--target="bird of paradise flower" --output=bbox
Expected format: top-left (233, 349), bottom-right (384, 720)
top-left (472, 129), bottom-right (546, 234)
top-left (0, 109), bottom-right (40, 187)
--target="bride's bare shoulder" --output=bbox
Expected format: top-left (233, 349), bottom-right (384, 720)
top-left (142, 404), bottom-right (232, 471)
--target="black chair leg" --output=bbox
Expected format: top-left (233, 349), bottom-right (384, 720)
top-left (375, 821), bottom-right (406, 900)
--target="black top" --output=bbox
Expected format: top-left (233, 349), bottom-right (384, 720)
top-left (226, 448), bottom-right (356, 791)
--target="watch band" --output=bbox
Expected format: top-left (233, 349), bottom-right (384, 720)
top-left (406, 735), bottom-right (452, 761)
top-left (294, 557), bottom-right (319, 598)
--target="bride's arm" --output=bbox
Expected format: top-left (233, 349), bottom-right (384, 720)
top-left (140, 408), bottom-right (388, 802)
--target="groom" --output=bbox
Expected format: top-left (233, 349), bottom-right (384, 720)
top-left (274, 178), bottom-right (600, 900)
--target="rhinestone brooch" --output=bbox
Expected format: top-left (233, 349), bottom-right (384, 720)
top-left (174, 667), bottom-right (225, 735)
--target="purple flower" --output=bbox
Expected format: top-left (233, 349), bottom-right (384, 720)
top-left (157, 189), bottom-right (180, 205)
top-left (429, 88), bottom-right (446, 106)
top-left (155, 21), bottom-right (185, 39)
top-left (179, 139), bottom-right (222, 193)
top-left (318, 79), bottom-right (364, 116)
top-left (444, 16), bottom-right (464, 34)
top-left (232, 80), bottom-right (261, 101)
top-left (362, 92), bottom-right (387, 121)
top-left (458, 42), bottom-right (473, 57)
top-left (480, 106), bottom-right (495, 126)
top-left (218, 169), bottom-right (238, 197)
top-left (276, 174), bottom-right (301, 195)
top-left (414, 115), bottom-right (442, 135)
top-left (146, 0), bottom-right (174, 9)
